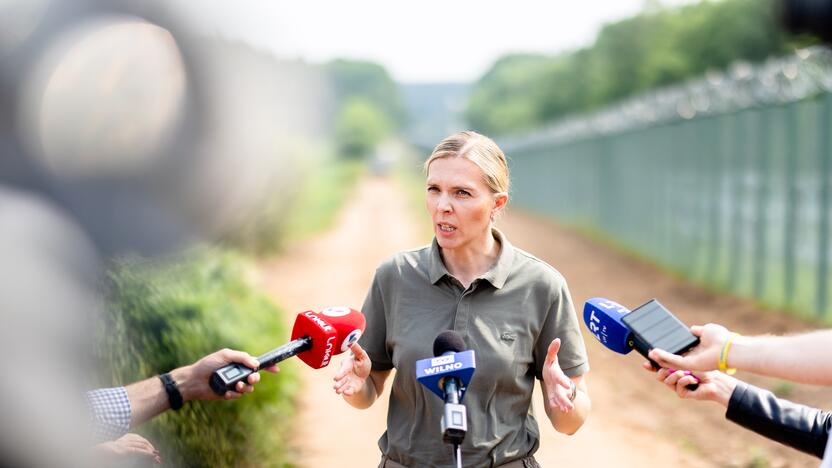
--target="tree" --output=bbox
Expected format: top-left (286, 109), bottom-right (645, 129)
top-left (334, 97), bottom-right (391, 159)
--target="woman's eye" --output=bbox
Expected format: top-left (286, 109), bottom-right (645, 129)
top-left (456, 190), bottom-right (470, 197)
top-left (427, 186), bottom-right (439, 193)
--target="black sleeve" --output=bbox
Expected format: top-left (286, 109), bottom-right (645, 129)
top-left (726, 382), bottom-right (831, 458)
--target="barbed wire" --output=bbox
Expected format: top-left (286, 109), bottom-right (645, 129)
top-left (501, 46), bottom-right (832, 152)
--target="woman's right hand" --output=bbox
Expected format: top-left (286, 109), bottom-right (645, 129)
top-left (333, 342), bottom-right (372, 396)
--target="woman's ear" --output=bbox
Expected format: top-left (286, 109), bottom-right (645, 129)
top-left (493, 192), bottom-right (508, 215)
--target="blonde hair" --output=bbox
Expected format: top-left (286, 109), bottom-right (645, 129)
top-left (424, 131), bottom-right (510, 195)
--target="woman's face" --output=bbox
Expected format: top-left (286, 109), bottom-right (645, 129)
top-left (426, 157), bottom-right (506, 252)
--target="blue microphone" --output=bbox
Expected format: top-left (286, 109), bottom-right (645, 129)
top-left (583, 297), bottom-right (634, 354)
top-left (583, 297), bottom-right (700, 390)
top-left (416, 330), bottom-right (476, 462)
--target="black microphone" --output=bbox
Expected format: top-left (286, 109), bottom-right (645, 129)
top-left (433, 331), bottom-right (468, 446)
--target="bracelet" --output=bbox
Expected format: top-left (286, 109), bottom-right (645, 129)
top-left (159, 373), bottom-right (184, 410)
top-left (718, 333), bottom-right (739, 375)
top-left (568, 380), bottom-right (577, 402)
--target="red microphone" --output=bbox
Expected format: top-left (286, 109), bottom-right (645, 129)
top-left (210, 307), bottom-right (365, 395)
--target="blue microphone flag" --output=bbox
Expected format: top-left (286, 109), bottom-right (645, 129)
top-left (416, 350), bottom-right (476, 401)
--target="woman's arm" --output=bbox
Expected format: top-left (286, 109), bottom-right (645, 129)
top-left (333, 343), bottom-right (391, 409)
top-left (540, 338), bottom-right (591, 434)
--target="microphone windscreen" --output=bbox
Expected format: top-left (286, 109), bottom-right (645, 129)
top-left (319, 306), bottom-right (366, 352)
top-left (433, 330), bottom-right (466, 356)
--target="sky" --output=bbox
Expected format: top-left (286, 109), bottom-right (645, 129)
top-left (170, 0), bottom-right (695, 84)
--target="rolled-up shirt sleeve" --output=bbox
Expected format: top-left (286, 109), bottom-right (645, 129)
top-left (534, 277), bottom-right (590, 380)
top-left (86, 386), bottom-right (131, 443)
top-left (359, 267), bottom-right (394, 371)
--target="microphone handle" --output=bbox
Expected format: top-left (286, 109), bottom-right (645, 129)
top-left (443, 377), bottom-right (461, 405)
top-left (210, 336), bottom-right (312, 395)
top-left (257, 335), bottom-right (312, 368)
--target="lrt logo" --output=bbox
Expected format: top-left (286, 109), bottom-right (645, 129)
top-left (340, 329), bottom-right (362, 352)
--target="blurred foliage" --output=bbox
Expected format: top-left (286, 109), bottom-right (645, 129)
top-left (324, 59), bottom-right (405, 129)
top-left (335, 97), bottom-right (393, 159)
top-left (467, 0), bottom-right (804, 135)
top-left (98, 251), bottom-right (298, 467)
top-left (224, 150), bottom-right (364, 255)
top-left (324, 59), bottom-right (402, 158)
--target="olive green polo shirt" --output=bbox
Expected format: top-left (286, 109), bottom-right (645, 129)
top-left (359, 229), bottom-right (590, 468)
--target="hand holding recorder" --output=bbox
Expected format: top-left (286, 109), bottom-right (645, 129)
top-left (211, 307), bottom-right (365, 395)
top-left (583, 297), bottom-right (701, 389)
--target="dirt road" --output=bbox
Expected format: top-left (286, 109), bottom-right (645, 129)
top-left (260, 175), bottom-right (829, 467)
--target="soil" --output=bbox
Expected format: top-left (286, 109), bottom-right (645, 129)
top-left (259, 175), bottom-right (830, 468)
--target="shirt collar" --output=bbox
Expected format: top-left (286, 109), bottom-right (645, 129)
top-left (428, 228), bottom-right (515, 289)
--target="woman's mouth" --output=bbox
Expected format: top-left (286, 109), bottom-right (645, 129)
top-left (438, 223), bottom-right (456, 233)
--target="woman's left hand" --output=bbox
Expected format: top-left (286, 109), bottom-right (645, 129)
top-left (542, 338), bottom-right (575, 413)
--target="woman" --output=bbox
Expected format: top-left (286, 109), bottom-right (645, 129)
top-left (334, 131), bottom-right (591, 467)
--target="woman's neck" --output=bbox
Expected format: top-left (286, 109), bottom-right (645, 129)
top-left (441, 230), bottom-right (500, 288)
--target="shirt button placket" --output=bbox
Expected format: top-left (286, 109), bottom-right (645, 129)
top-left (454, 281), bottom-right (477, 336)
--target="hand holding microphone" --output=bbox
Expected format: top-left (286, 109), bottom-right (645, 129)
top-left (211, 307), bottom-right (365, 395)
top-left (648, 323), bottom-right (733, 373)
top-left (583, 297), bottom-right (701, 390)
top-left (652, 367), bottom-right (739, 407)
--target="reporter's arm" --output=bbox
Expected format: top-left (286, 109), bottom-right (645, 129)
top-left (727, 331), bottom-right (832, 385)
top-left (652, 365), bottom-right (831, 459)
top-left (726, 382), bottom-right (831, 458)
top-left (650, 325), bottom-right (832, 385)
top-left (126, 348), bottom-right (265, 428)
top-left (92, 433), bottom-right (161, 465)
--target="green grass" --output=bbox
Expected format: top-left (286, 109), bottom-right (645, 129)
top-left (99, 250), bottom-right (299, 467)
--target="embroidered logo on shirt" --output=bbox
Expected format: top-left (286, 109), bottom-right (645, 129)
top-left (500, 332), bottom-right (516, 342)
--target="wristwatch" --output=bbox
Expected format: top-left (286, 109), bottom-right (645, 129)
top-left (159, 372), bottom-right (184, 410)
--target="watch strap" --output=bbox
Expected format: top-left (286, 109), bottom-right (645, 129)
top-left (159, 372), bottom-right (184, 410)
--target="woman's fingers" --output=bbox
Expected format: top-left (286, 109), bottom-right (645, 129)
top-left (333, 356), bottom-right (354, 381)
top-left (547, 382), bottom-right (574, 413)
top-left (544, 338), bottom-right (561, 366)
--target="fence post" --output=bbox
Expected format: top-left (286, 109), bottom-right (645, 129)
top-left (784, 103), bottom-right (799, 307)
top-left (818, 93), bottom-right (831, 318)
top-left (753, 108), bottom-right (772, 300)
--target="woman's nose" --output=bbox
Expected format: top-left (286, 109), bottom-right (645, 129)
top-left (436, 194), bottom-right (452, 212)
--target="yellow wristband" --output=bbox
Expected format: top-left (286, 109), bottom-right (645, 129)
top-left (718, 333), bottom-right (738, 375)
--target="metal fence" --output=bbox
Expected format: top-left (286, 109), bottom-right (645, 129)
top-left (503, 47), bottom-right (832, 320)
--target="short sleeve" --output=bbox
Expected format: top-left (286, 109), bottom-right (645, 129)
top-left (533, 278), bottom-right (590, 380)
top-left (358, 268), bottom-right (394, 371)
